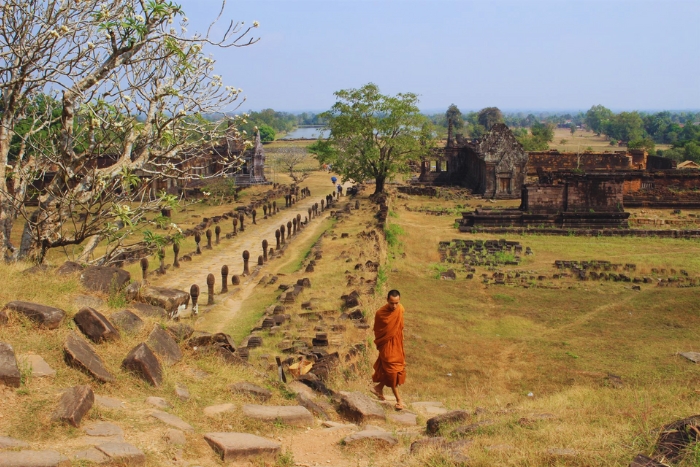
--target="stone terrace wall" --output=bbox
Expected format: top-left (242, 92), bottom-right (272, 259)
top-left (527, 151), bottom-right (634, 176)
top-left (566, 178), bottom-right (624, 212)
top-left (522, 185), bottom-right (565, 213)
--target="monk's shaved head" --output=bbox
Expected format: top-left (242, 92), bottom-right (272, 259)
top-left (387, 290), bottom-right (400, 300)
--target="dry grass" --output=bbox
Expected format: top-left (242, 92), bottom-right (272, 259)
top-left (548, 128), bottom-right (671, 153)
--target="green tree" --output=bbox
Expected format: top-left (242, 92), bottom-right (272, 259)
top-left (606, 112), bottom-right (644, 142)
top-left (310, 83), bottom-right (433, 195)
top-left (628, 137), bottom-right (656, 154)
top-left (445, 104), bottom-right (463, 145)
top-left (585, 105), bottom-right (613, 135)
top-left (257, 124), bottom-right (276, 142)
top-left (569, 123), bottom-right (576, 136)
top-left (477, 107), bottom-right (504, 131)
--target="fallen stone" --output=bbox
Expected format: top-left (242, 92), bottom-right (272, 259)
top-left (0, 436), bottom-right (30, 449)
top-left (83, 422), bottom-right (124, 437)
top-left (343, 429), bottom-right (398, 446)
top-left (388, 411), bottom-right (417, 426)
top-left (94, 442), bottom-right (145, 466)
top-left (203, 433), bottom-right (280, 462)
top-left (166, 324), bottom-right (194, 342)
top-left (145, 396), bottom-right (171, 409)
top-left (452, 420), bottom-right (494, 437)
top-left (164, 429), bottom-right (186, 446)
top-left (654, 415), bottom-right (700, 462)
top-left (63, 332), bottom-right (115, 383)
top-left (71, 295), bottom-right (105, 310)
top-left (2, 301), bottom-right (65, 329)
top-left (95, 395), bottom-right (126, 409)
top-left (72, 447), bottom-right (109, 464)
top-left (427, 410), bottom-right (471, 435)
top-left (19, 354), bottom-right (56, 378)
top-left (147, 327), bottom-right (182, 366)
top-left (121, 343), bottom-right (162, 386)
top-left (336, 392), bottom-right (385, 424)
top-left (56, 261), bottom-right (84, 276)
top-left (110, 310), bottom-right (144, 333)
top-left (175, 383), bottom-right (190, 401)
top-left (124, 281), bottom-right (141, 302)
top-left (0, 342), bottom-right (21, 388)
top-left (150, 410), bottom-right (194, 432)
top-left (128, 303), bottom-right (167, 318)
top-left (0, 450), bottom-right (70, 467)
top-left (203, 404), bottom-right (236, 417)
top-left (73, 307), bottom-right (120, 343)
top-left (680, 352), bottom-right (700, 363)
top-left (140, 286), bottom-right (190, 313)
top-left (187, 332), bottom-right (236, 353)
top-left (52, 385), bottom-right (94, 427)
top-left (229, 381), bottom-right (271, 401)
top-left (242, 404), bottom-right (314, 427)
top-left (80, 266), bottom-right (130, 293)
top-left (296, 391), bottom-right (330, 420)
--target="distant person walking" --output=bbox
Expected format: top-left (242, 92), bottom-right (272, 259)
top-left (337, 184), bottom-right (343, 196)
top-left (370, 289), bottom-right (406, 410)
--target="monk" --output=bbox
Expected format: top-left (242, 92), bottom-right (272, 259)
top-left (371, 289), bottom-right (406, 410)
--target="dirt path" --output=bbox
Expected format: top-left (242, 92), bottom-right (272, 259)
top-left (149, 195), bottom-right (335, 333)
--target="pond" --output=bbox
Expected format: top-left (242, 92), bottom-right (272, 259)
top-left (280, 126), bottom-right (329, 140)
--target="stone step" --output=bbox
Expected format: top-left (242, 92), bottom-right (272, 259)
top-left (204, 432), bottom-right (280, 463)
top-left (150, 410), bottom-right (194, 432)
top-left (241, 405), bottom-right (314, 427)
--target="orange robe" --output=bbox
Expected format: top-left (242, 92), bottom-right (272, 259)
top-left (372, 303), bottom-right (406, 387)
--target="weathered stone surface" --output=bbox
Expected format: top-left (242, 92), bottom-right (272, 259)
top-left (2, 301), bottom-right (65, 329)
top-left (427, 410), bottom-right (471, 435)
top-left (110, 310), bottom-right (144, 333)
top-left (56, 261), bottom-right (84, 276)
top-left (388, 411), bottom-right (417, 426)
top-left (336, 392), bottom-right (385, 424)
top-left (343, 429), bottom-right (398, 446)
top-left (17, 354), bottom-right (55, 378)
top-left (52, 385), bottom-right (94, 427)
top-left (124, 281), bottom-right (141, 302)
top-left (83, 422), bottom-right (124, 437)
top-left (203, 433), bottom-right (280, 462)
top-left (164, 429), bottom-right (186, 446)
top-left (680, 352), bottom-right (700, 363)
top-left (71, 295), bottom-right (105, 310)
top-left (80, 266), bottom-right (130, 293)
top-left (147, 327), bottom-right (182, 366)
top-left (203, 403), bottom-right (236, 417)
top-left (175, 383), bottom-right (190, 401)
top-left (0, 436), bottom-right (29, 449)
top-left (94, 442), bottom-right (145, 466)
top-left (128, 303), bottom-right (167, 318)
top-left (63, 332), bottom-right (115, 383)
top-left (71, 447), bottom-right (109, 464)
top-left (121, 343), bottom-right (162, 386)
top-left (296, 391), bottom-right (330, 420)
top-left (145, 396), bottom-right (171, 409)
top-left (0, 450), bottom-right (70, 467)
top-left (94, 395), bottom-right (126, 409)
top-left (0, 342), bottom-right (21, 388)
top-left (229, 382), bottom-right (271, 401)
top-left (654, 415), bottom-right (700, 462)
top-left (166, 324), bottom-right (194, 342)
top-left (150, 410), bottom-right (194, 432)
top-left (411, 401), bottom-right (448, 415)
top-left (242, 405), bottom-right (314, 427)
top-left (140, 287), bottom-right (189, 313)
top-left (74, 307), bottom-right (120, 343)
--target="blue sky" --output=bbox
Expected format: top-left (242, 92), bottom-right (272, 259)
top-left (180, 0), bottom-right (700, 113)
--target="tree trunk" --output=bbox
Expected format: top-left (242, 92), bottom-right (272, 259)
top-left (374, 175), bottom-right (386, 195)
top-left (77, 235), bottom-right (102, 263)
top-left (0, 120), bottom-right (14, 259)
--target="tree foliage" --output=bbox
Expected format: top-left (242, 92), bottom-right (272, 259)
top-left (257, 124), bottom-right (275, 142)
top-left (309, 83), bottom-right (434, 195)
top-left (477, 107), bottom-right (504, 131)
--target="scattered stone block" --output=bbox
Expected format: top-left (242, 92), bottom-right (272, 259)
top-left (95, 395), bottom-right (126, 409)
top-left (63, 332), bottom-right (115, 383)
top-left (2, 301), bottom-right (65, 329)
top-left (440, 270), bottom-right (457, 280)
top-left (72, 447), bottom-right (109, 464)
top-left (411, 401), bottom-right (447, 415)
top-left (680, 352), bottom-right (700, 363)
top-left (229, 382), bottom-right (271, 401)
top-left (654, 415), bottom-right (700, 462)
top-left (388, 411), bottom-right (417, 426)
top-left (164, 429), bottom-right (186, 446)
top-left (343, 429), bottom-right (398, 446)
top-left (0, 342), bottom-right (21, 388)
top-left (166, 323), bottom-right (194, 342)
top-left (295, 391), bottom-right (330, 420)
top-left (426, 410), bottom-right (471, 435)
top-left (336, 391), bottom-right (385, 424)
top-left (145, 397), bottom-right (171, 409)
top-left (74, 307), bottom-right (120, 343)
top-left (94, 442), bottom-right (145, 466)
top-left (56, 261), bottom-right (84, 276)
top-left (52, 385), bottom-right (94, 427)
top-left (110, 310), bottom-right (144, 333)
top-left (203, 432), bottom-right (280, 462)
top-left (150, 410), bottom-right (194, 432)
top-left (140, 286), bottom-right (190, 313)
top-left (80, 266), bottom-right (130, 293)
top-left (17, 354), bottom-right (55, 378)
top-left (203, 404), bottom-right (236, 417)
top-left (242, 404), bottom-right (314, 427)
top-left (175, 383), bottom-right (190, 401)
top-left (71, 295), bottom-right (105, 310)
top-left (128, 303), bottom-right (167, 318)
top-left (121, 343), bottom-right (162, 386)
top-left (83, 422), bottom-right (124, 437)
top-left (147, 327), bottom-right (182, 366)
top-left (0, 450), bottom-right (70, 467)
top-left (0, 436), bottom-right (29, 449)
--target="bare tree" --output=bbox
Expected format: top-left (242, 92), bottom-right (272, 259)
top-left (268, 146), bottom-right (312, 183)
top-left (0, 0), bottom-right (258, 263)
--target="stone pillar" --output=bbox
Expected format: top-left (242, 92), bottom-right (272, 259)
top-left (242, 250), bottom-right (250, 276)
top-left (190, 284), bottom-right (199, 314)
top-left (232, 275), bottom-right (240, 285)
top-left (269, 247), bottom-right (274, 259)
top-left (263, 205), bottom-right (268, 218)
top-left (140, 257), bottom-right (148, 283)
top-left (272, 201), bottom-right (276, 215)
top-left (292, 218), bottom-right (297, 236)
top-left (173, 243), bottom-right (180, 268)
top-left (194, 232), bottom-right (202, 254)
top-left (221, 265), bottom-right (229, 293)
top-left (206, 274), bottom-right (215, 305)
top-left (158, 248), bottom-right (165, 274)
top-left (296, 214), bottom-right (302, 230)
top-left (268, 202), bottom-right (272, 216)
top-left (275, 229), bottom-right (281, 249)
top-left (355, 200), bottom-right (360, 210)
top-left (280, 225), bottom-right (286, 245)
top-left (308, 208), bottom-right (312, 220)
top-left (262, 239), bottom-right (268, 262)
top-left (232, 216), bottom-right (238, 235)
top-left (239, 213), bottom-right (245, 232)
top-left (321, 200), bottom-right (325, 211)
top-left (287, 221), bottom-right (292, 240)
top-left (258, 255), bottom-right (263, 266)
top-left (252, 209), bottom-right (257, 225)
top-left (205, 229), bottom-right (213, 249)
top-left (215, 226), bottom-right (221, 245)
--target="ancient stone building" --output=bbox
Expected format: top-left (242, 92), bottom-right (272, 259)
top-left (234, 130), bottom-right (267, 185)
top-left (419, 123), bottom-right (528, 199)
